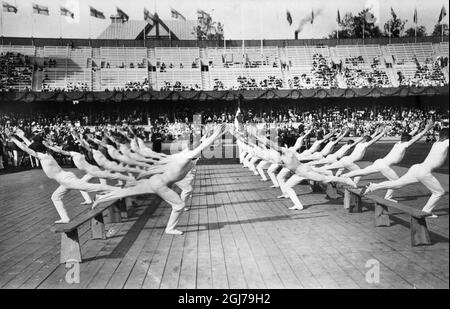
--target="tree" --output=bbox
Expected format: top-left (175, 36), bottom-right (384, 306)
top-left (194, 13), bottom-right (224, 41)
top-left (327, 9), bottom-right (382, 39)
top-left (354, 9), bottom-right (383, 38)
top-left (328, 12), bottom-right (355, 39)
top-left (431, 23), bottom-right (449, 37)
top-left (383, 14), bottom-right (407, 37)
top-left (404, 25), bottom-right (427, 37)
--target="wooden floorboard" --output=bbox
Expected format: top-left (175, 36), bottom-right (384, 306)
top-left (0, 164), bottom-right (448, 289)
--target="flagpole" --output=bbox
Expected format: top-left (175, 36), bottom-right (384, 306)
top-left (336, 21), bottom-right (339, 45)
top-left (0, 5), bottom-right (4, 44)
top-left (259, 6), bottom-right (263, 55)
top-left (389, 20), bottom-right (391, 44)
top-left (59, 12), bottom-right (63, 39)
top-left (414, 24), bottom-right (417, 43)
top-left (362, 18), bottom-right (365, 44)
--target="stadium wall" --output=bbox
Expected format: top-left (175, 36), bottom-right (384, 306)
top-left (0, 86), bottom-right (448, 103)
top-left (0, 36), bottom-right (448, 48)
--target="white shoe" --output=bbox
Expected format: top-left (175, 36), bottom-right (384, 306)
top-left (165, 229), bottom-right (184, 235)
top-left (288, 205), bottom-right (303, 210)
top-left (80, 201), bottom-right (92, 205)
top-left (55, 218), bottom-right (70, 224)
top-left (385, 197), bottom-right (398, 203)
top-left (425, 213), bottom-right (438, 219)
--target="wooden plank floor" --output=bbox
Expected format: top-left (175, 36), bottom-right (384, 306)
top-left (0, 164), bottom-right (448, 289)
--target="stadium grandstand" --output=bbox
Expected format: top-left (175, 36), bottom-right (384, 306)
top-left (0, 39), bottom-right (448, 93)
top-left (0, 0), bottom-right (450, 292)
top-left (0, 9), bottom-right (448, 94)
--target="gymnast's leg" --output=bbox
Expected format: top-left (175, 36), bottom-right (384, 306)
top-left (284, 174), bottom-right (306, 210)
top-left (79, 174), bottom-right (94, 205)
top-left (267, 163), bottom-right (281, 187)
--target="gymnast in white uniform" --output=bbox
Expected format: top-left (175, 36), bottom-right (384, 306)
top-left (342, 120), bottom-right (434, 202)
top-left (280, 148), bottom-right (357, 210)
top-left (316, 126), bottom-right (388, 185)
top-left (43, 139), bottom-right (135, 205)
top-left (8, 129), bottom-right (118, 223)
top-left (362, 128), bottom-right (448, 218)
top-left (94, 124), bottom-right (227, 235)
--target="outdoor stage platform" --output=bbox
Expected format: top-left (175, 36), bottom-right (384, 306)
top-left (0, 163), bottom-right (448, 289)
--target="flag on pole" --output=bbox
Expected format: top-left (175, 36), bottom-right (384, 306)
top-left (337, 9), bottom-right (341, 24)
top-left (60, 6), bottom-right (74, 19)
top-left (144, 8), bottom-right (154, 25)
top-left (2, 1), bottom-right (17, 13)
top-left (286, 10), bottom-right (292, 26)
top-left (390, 7), bottom-right (397, 19)
top-left (311, 9), bottom-right (314, 24)
top-left (90, 6), bottom-right (105, 19)
top-left (170, 8), bottom-right (186, 21)
top-left (413, 8), bottom-right (418, 24)
top-left (32, 3), bottom-right (49, 15)
top-left (116, 7), bottom-right (129, 22)
top-left (438, 5), bottom-right (447, 24)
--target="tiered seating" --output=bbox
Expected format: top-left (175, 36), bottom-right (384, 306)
top-left (155, 69), bottom-right (202, 91)
top-left (285, 47), bottom-right (337, 89)
top-left (206, 47), bottom-right (244, 68)
top-left (99, 68), bottom-right (148, 91)
top-left (387, 43), bottom-right (432, 77)
top-left (0, 45), bottom-right (35, 56)
top-left (99, 47), bottom-right (147, 69)
top-left (440, 42), bottom-right (449, 57)
top-left (0, 52), bottom-right (33, 91)
top-left (286, 46), bottom-right (330, 69)
top-left (244, 47), bottom-right (280, 67)
top-left (387, 43), bottom-right (445, 86)
top-left (41, 46), bottom-right (92, 91)
top-left (154, 47), bottom-right (200, 69)
top-left (209, 67), bottom-right (283, 90)
top-left (334, 45), bottom-right (392, 88)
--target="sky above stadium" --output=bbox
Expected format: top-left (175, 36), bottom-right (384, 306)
top-left (1, 0), bottom-right (448, 39)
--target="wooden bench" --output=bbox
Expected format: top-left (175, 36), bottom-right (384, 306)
top-left (343, 187), bottom-right (432, 246)
top-left (51, 199), bottom-right (125, 264)
top-left (307, 180), bottom-right (340, 199)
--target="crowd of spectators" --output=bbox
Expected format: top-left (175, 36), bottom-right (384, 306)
top-left (41, 82), bottom-right (90, 92)
top-left (160, 81), bottom-right (201, 91)
top-left (1, 102), bottom-right (448, 171)
top-left (125, 79), bottom-right (151, 91)
top-left (236, 75), bottom-right (283, 90)
top-left (287, 54), bottom-right (338, 89)
top-left (156, 61), bottom-right (198, 73)
top-left (0, 52), bottom-right (33, 92)
top-left (398, 58), bottom-right (447, 87)
top-left (341, 56), bottom-right (392, 88)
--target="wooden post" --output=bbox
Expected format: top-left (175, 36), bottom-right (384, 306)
top-left (374, 203), bottom-right (390, 227)
top-left (410, 217), bottom-right (432, 246)
top-left (309, 181), bottom-right (322, 193)
top-left (350, 193), bottom-right (362, 213)
top-left (90, 213), bottom-right (106, 240)
top-left (344, 189), bottom-right (361, 212)
top-left (326, 183), bottom-right (339, 200)
top-left (105, 203), bottom-right (122, 224)
top-left (60, 230), bottom-right (82, 264)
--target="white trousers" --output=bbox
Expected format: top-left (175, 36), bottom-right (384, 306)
top-left (370, 164), bottom-right (445, 213)
top-left (344, 159), bottom-right (399, 200)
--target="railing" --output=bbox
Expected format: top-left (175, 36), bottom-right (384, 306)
top-left (0, 36), bottom-right (448, 48)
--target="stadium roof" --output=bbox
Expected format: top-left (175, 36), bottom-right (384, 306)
top-left (97, 18), bottom-right (197, 40)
